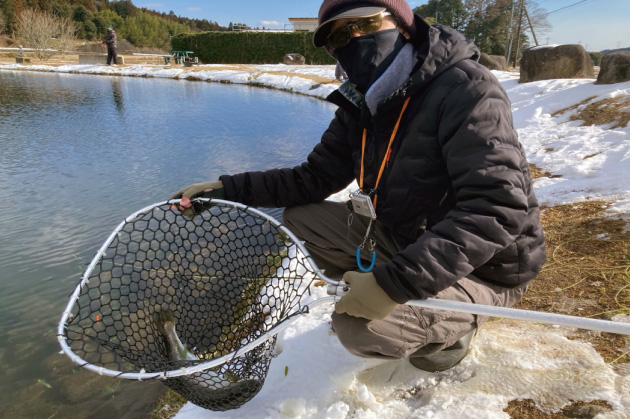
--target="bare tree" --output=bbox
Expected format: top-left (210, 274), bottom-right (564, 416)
top-left (16, 9), bottom-right (77, 60)
top-left (56, 17), bottom-right (78, 55)
top-left (0, 14), bottom-right (6, 35)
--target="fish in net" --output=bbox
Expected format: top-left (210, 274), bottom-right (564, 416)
top-left (58, 199), bottom-right (328, 411)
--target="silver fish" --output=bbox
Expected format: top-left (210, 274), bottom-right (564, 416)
top-left (154, 310), bottom-right (238, 389)
top-left (154, 310), bottom-right (199, 361)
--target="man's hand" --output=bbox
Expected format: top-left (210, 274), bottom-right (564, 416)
top-left (170, 180), bottom-right (225, 218)
top-left (335, 271), bottom-right (398, 320)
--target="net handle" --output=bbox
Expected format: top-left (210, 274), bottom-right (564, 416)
top-left (328, 284), bottom-right (630, 335)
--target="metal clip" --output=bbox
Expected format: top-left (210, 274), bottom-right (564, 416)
top-left (356, 219), bottom-right (376, 272)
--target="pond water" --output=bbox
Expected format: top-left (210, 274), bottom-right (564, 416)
top-left (0, 70), bottom-right (336, 418)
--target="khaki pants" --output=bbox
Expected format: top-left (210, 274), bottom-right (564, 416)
top-left (283, 201), bottom-right (528, 360)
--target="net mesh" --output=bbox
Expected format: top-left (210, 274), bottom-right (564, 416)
top-left (61, 201), bottom-right (316, 411)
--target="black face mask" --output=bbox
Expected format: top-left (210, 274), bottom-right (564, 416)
top-left (334, 29), bottom-right (406, 93)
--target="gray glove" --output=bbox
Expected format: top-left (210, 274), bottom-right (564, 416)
top-left (335, 272), bottom-right (398, 320)
top-left (170, 181), bottom-right (225, 201)
top-left (170, 180), bottom-right (225, 218)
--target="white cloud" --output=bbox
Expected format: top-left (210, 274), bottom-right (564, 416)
top-left (261, 20), bottom-right (283, 27)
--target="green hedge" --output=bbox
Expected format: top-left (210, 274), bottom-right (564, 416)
top-left (589, 52), bottom-right (602, 66)
top-left (171, 31), bottom-right (336, 65)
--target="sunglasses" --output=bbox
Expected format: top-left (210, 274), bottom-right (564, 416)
top-left (326, 12), bottom-right (392, 50)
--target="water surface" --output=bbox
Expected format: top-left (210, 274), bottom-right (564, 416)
top-left (0, 70), bottom-right (335, 418)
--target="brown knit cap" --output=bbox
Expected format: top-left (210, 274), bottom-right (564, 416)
top-left (313, 0), bottom-right (417, 47)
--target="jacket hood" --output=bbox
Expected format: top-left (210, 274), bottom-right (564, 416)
top-left (403, 15), bottom-right (480, 95)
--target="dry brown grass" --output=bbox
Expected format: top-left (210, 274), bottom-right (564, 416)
top-left (150, 388), bottom-right (187, 419)
top-left (524, 203), bottom-right (630, 360)
top-left (552, 95), bottom-right (630, 128)
top-left (503, 162), bottom-right (630, 417)
top-left (529, 164), bottom-right (554, 179)
top-left (505, 399), bottom-right (613, 418)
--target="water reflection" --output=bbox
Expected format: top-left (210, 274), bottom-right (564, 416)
top-left (111, 78), bottom-right (124, 112)
top-left (0, 70), bottom-right (335, 417)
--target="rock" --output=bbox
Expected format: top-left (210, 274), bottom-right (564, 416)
top-left (596, 51), bottom-right (630, 84)
top-left (283, 53), bottom-right (306, 65)
top-left (479, 53), bottom-right (508, 71)
top-left (519, 44), bottom-right (595, 83)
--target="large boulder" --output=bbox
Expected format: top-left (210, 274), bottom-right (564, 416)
top-left (596, 51), bottom-right (630, 84)
top-left (519, 44), bottom-right (594, 83)
top-left (283, 53), bottom-right (305, 65)
top-left (479, 53), bottom-right (509, 71)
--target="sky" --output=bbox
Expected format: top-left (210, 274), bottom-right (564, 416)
top-left (7, 60), bottom-right (628, 417)
top-left (136, 0), bottom-right (630, 52)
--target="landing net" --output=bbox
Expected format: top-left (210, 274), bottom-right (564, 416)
top-left (58, 199), bottom-right (318, 411)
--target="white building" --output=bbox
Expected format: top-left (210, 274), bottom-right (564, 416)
top-left (288, 18), bottom-right (318, 32)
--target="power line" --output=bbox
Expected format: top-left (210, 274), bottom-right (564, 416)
top-left (541, 0), bottom-right (596, 17)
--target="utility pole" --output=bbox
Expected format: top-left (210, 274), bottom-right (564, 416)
top-left (513, 0), bottom-right (525, 68)
top-left (523, 4), bottom-right (539, 46)
top-left (505, 0), bottom-right (516, 63)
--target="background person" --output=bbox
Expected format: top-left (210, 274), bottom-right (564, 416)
top-left (103, 25), bottom-right (117, 65)
top-left (171, 0), bottom-right (546, 372)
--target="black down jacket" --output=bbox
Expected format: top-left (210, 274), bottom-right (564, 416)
top-left (220, 16), bottom-right (546, 303)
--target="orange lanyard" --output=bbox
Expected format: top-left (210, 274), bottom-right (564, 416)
top-left (359, 97), bottom-right (411, 209)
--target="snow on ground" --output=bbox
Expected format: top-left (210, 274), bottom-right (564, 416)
top-left (0, 62), bottom-right (339, 97)
top-left (493, 72), bottom-right (630, 217)
top-left (176, 293), bottom-right (630, 419)
top-left (3, 62), bottom-right (629, 418)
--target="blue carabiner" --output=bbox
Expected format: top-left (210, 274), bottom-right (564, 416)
top-left (356, 247), bottom-right (376, 272)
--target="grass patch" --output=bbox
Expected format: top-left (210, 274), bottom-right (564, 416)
top-left (504, 187), bottom-right (630, 417)
top-left (552, 95), bottom-right (630, 128)
top-left (150, 388), bottom-right (187, 419)
top-left (518, 200), bottom-right (630, 360)
top-left (504, 399), bottom-right (613, 418)
top-left (529, 163), bottom-right (553, 179)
